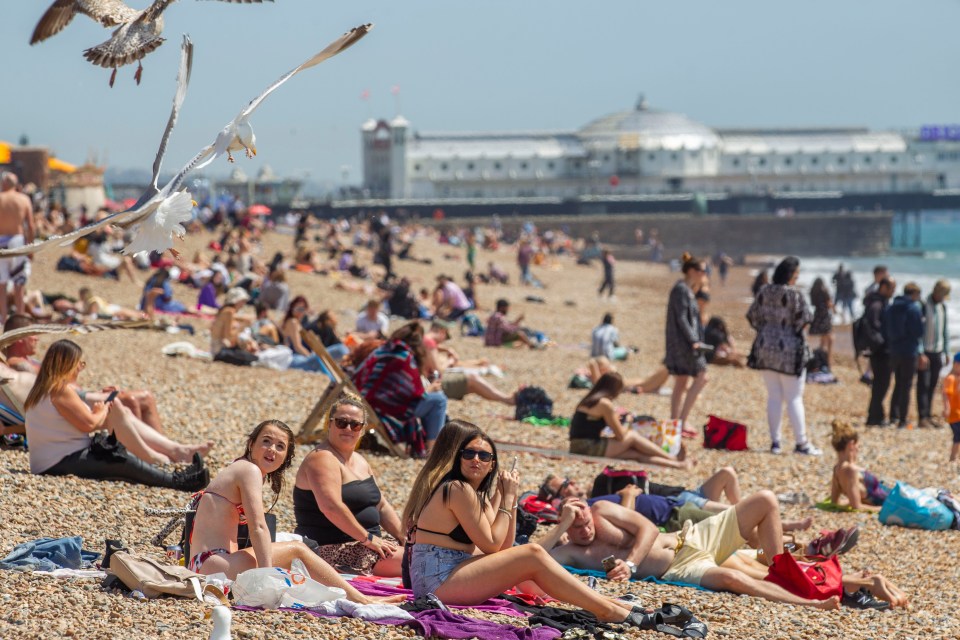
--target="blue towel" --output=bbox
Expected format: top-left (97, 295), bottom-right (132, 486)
top-left (0, 536), bottom-right (100, 572)
top-left (562, 565), bottom-right (712, 592)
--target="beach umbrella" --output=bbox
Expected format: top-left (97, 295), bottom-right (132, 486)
top-left (248, 204), bottom-right (271, 216)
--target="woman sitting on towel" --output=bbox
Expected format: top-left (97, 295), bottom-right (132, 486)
top-left (570, 372), bottom-right (693, 469)
top-left (24, 339), bottom-right (209, 491)
top-left (293, 395), bottom-right (404, 576)
top-left (402, 421), bottom-right (657, 629)
top-left (188, 419), bottom-right (404, 605)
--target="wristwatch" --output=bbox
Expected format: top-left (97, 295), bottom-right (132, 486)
top-left (625, 560), bottom-right (637, 575)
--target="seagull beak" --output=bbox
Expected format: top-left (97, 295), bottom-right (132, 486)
top-left (191, 200), bottom-right (198, 207)
top-left (204, 609), bottom-right (212, 620)
top-left (251, 147), bottom-right (257, 157)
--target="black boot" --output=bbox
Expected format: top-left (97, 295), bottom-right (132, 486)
top-left (172, 453), bottom-right (209, 492)
top-left (102, 538), bottom-right (128, 569)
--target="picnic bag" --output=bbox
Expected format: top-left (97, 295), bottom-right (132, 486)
top-left (703, 415), bottom-right (748, 451)
top-left (878, 482), bottom-right (955, 531)
top-left (765, 551), bottom-right (843, 601)
top-left (632, 417), bottom-right (682, 456)
top-left (590, 466), bottom-right (649, 498)
top-left (109, 551), bottom-right (205, 600)
top-left (514, 386), bottom-right (553, 420)
top-left (519, 492), bottom-right (559, 523)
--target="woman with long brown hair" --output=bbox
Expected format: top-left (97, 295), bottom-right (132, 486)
top-left (188, 419), bottom-right (403, 605)
top-left (24, 339), bottom-right (208, 490)
top-left (569, 372), bottom-right (693, 469)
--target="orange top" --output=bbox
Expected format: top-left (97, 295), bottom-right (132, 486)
top-left (943, 374), bottom-right (960, 423)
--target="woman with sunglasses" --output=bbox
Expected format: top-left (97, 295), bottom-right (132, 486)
top-left (292, 395), bottom-right (404, 576)
top-left (406, 422), bottom-right (655, 629)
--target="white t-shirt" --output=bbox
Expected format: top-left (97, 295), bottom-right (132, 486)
top-left (591, 323), bottom-right (620, 359)
top-left (356, 311), bottom-right (390, 336)
top-left (26, 395), bottom-right (92, 474)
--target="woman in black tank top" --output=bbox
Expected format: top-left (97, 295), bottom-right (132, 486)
top-left (293, 396), bottom-right (405, 576)
top-left (570, 372), bottom-right (694, 469)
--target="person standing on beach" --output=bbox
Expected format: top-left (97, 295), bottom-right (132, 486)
top-left (598, 248), bottom-right (616, 299)
top-left (917, 279), bottom-right (951, 428)
top-left (864, 278), bottom-right (896, 427)
top-left (883, 282), bottom-right (924, 429)
top-left (0, 172), bottom-right (36, 323)
top-left (517, 237), bottom-right (534, 286)
top-left (747, 257), bottom-right (820, 455)
top-left (942, 354), bottom-right (960, 461)
top-left (664, 256), bottom-right (709, 430)
top-left (832, 264), bottom-right (857, 324)
top-left (808, 278), bottom-right (835, 366)
top-left (863, 265), bottom-right (889, 302)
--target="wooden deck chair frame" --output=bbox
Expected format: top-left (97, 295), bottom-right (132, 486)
top-left (0, 378), bottom-right (26, 437)
top-left (297, 330), bottom-right (405, 456)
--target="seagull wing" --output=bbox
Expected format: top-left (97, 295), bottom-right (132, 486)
top-left (0, 204), bottom-right (156, 258)
top-left (0, 321), bottom-right (150, 352)
top-left (148, 34), bottom-right (193, 193)
top-left (30, 0), bottom-right (139, 44)
top-left (237, 23), bottom-right (372, 121)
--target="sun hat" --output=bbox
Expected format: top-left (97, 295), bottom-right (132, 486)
top-left (224, 287), bottom-right (250, 306)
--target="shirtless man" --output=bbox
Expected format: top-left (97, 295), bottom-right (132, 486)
top-left (542, 495), bottom-right (908, 609)
top-left (422, 320), bottom-right (516, 405)
top-left (0, 172), bottom-right (36, 322)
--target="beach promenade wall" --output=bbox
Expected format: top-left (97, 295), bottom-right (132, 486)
top-left (432, 212), bottom-right (892, 258)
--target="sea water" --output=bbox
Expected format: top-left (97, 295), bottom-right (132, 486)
top-left (760, 213), bottom-right (960, 350)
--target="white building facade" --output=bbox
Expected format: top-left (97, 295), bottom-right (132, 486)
top-left (361, 97), bottom-right (960, 200)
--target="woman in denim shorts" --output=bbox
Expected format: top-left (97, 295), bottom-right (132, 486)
top-left (403, 422), bottom-right (655, 629)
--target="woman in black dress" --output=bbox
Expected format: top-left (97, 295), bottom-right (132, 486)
top-left (808, 277), bottom-right (834, 366)
top-left (664, 256), bottom-right (710, 430)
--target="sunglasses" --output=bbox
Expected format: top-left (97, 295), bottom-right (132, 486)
top-left (539, 478), bottom-right (572, 502)
top-left (460, 448), bottom-right (495, 463)
top-left (333, 417), bottom-right (365, 431)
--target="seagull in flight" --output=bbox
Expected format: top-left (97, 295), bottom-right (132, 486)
top-left (2, 23), bottom-right (372, 259)
top-left (0, 35), bottom-right (196, 259)
top-left (30, 0), bottom-right (273, 87)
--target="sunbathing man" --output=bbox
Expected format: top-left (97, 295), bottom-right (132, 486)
top-left (542, 495), bottom-right (908, 609)
top-left (422, 320), bottom-right (516, 406)
top-left (3, 314), bottom-right (167, 432)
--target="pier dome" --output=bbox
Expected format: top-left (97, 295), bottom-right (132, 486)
top-left (579, 95), bottom-right (720, 151)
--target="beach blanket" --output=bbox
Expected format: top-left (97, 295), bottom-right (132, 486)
top-left (521, 416), bottom-right (571, 427)
top-left (814, 499), bottom-right (872, 513)
top-left (0, 537), bottom-right (100, 572)
top-left (562, 565), bottom-right (712, 592)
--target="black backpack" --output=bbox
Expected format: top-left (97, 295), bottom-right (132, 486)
top-left (851, 315), bottom-right (872, 357)
top-left (514, 386), bottom-right (553, 420)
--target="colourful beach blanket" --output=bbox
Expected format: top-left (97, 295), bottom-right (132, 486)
top-left (562, 565), bottom-right (712, 592)
top-left (814, 499), bottom-right (872, 513)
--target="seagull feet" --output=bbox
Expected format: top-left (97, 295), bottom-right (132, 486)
top-left (109, 68), bottom-right (118, 88)
top-left (226, 151), bottom-right (235, 163)
top-left (170, 248), bottom-right (182, 261)
top-left (134, 62), bottom-right (143, 86)
top-left (245, 148), bottom-right (256, 159)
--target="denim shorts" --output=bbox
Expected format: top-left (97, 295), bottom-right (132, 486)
top-left (951, 421), bottom-right (960, 444)
top-left (676, 487), bottom-right (708, 509)
top-left (410, 543), bottom-right (473, 598)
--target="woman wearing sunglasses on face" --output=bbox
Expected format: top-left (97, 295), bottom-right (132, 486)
top-left (293, 395), bottom-right (405, 576)
top-left (406, 423), bottom-right (653, 629)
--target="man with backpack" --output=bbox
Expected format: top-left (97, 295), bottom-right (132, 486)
top-left (884, 282), bottom-right (925, 429)
top-left (862, 278), bottom-right (896, 426)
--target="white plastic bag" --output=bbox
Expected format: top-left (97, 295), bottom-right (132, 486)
top-left (254, 345), bottom-right (294, 371)
top-left (232, 562), bottom-right (345, 609)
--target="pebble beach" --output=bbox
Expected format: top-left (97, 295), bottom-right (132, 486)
top-left (1, 228), bottom-right (958, 640)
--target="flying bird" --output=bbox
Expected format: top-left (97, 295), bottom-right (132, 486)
top-left (0, 35), bottom-right (196, 259)
top-left (30, 0), bottom-right (273, 87)
top-left (180, 22), bottom-right (372, 170)
top-left (1, 24), bottom-right (372, 259)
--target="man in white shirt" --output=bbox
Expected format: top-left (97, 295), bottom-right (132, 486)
top-left (591, 313), bottom-right (625, 360)
top-left (355, 299), bottom-right (390, 339)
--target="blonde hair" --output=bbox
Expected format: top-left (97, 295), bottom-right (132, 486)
top-left (400, 420), bottom-right (476, 532)
top-left (24, 340), bottom-right (83, 411)
top-left (324, 393), bottom-right (367, 450)
top-left (830, 419), bottom-right (859, 453)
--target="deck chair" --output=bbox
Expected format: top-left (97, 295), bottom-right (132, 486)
top-left (0, 378), bottom-right (26, 438)
top-left (296, 330), bottom-right (405, 456)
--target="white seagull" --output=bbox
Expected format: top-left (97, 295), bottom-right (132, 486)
top-left (0, 35), bottom-right (195, 259)
top-left (30, 0), bottom-right (273, 87)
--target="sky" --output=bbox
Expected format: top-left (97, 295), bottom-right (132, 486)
top-left (3, 0), bottom-right (959, 190)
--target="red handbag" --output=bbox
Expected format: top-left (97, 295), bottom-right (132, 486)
top-left (703, 415), bottom-right (748, 451)
top-left (764, 552), bottom-right (843, 600)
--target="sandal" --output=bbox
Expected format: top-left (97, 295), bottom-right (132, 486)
top-left (622, 609), bottom-right (683, 637)
top-left (657, 603), bottom-right (694, 626)
top-left (681, 617), bottom-right (709, 638)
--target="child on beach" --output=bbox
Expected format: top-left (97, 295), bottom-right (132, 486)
top-left (943, 353), bottom-right (960, 462)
